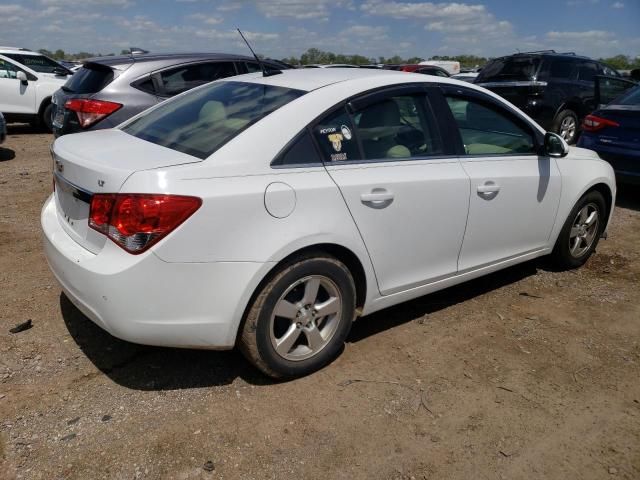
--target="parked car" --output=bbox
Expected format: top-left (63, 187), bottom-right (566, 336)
top-left (51, 52), bottom-right (289, 137)
top-left (419, 60), bottom-right (460, 75)
top-left (475, 51), bottom-right (620, 144)
top-left (42, 69), bottom-right (616, 378)
top-left (0, 47), bottom-right (72, 131)
top-left (0, 112), bottom-right (6, 144)
top-left (451, 72), bottom-right (479, 83)
top-left (302, 64), bottom-right (360, 68)
top-left (384, 64), bottom-right (450, 77)
top-left (578, 81), bottom-right (640, 184)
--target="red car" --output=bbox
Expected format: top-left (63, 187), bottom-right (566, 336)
top-left (384, 64), bottom-right (450, 77)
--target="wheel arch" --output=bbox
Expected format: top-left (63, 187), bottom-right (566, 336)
top-left (38, 96), bottom-right (53, 117)
top-left (234, 242), bottom-right (370, 346)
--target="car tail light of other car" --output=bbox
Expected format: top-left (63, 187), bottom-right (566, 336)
top-left (64, 99), bottom-right (122, 128)
top-left (89, 194), bottom-right (202, 254)
top-left (582, 114), bottom-right (620, 132)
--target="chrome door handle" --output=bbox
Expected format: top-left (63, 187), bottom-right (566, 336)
top-left (360, 189), bottom-right (394, 208)
top-left (477, 184), bottom-right (501, 193)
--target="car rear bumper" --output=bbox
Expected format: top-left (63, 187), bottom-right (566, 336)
top-left (41, 195), bottom-right (269, 349)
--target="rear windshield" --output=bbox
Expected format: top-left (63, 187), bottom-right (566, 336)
top-left (3, 53), bottom-right (64, 73)
top-left (614, 86), bottom-right (640, 106)
top-left (476, 56), bottom-right (542, 82)
top-left (63, 64), bottom-right (114, 94)
top-left (122, 81), bottom-right (305, 159)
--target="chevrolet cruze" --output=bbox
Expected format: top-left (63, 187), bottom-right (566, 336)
top-left (42, 69), bottom-right (616, 378)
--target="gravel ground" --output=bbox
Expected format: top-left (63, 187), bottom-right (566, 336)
top-left (1, 126), bottom-right (639, 480)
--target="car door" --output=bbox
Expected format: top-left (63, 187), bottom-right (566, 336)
top-left (440, 86), bottom-right (561, 271)
top-left (0, 58), bottom-right (36, 114)
top-left (575, 60), bottom-right (599, 115)
top-left (314, 86), bottom-right (470, 295)
top-left (595, 75), bottom-right (638, 108)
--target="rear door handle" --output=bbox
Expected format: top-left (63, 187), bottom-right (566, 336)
top-left (361, 188), bottom-right (394, 208)
top-left (477, 184), bottom-right (501, 194)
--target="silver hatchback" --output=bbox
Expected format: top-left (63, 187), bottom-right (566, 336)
top-left (51, 52), bottom-right (289, 137)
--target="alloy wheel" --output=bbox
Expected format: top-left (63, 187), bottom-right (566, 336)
top-left (569, 202), bottom-right (599, 258)
top-left (269, 275), bottom-right (342, 361)
top-left (560, 116), bottom-right (576, 143)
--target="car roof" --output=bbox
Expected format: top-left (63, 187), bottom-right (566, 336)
top-left (225, 67), bottom-right (473, 93)
top-left (493, 51), bottom-right (592, 62)
top-left (0, 48), bottom-right (43, 56)
top-left (84, 52), bottom-right (270, 67)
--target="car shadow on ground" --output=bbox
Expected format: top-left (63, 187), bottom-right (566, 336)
top-left (616, 183), bottom-right (640, 212)
top-left (61, 260), bottom-right (540, 391)
top-left (6, 123), bottom-right (46, 135)
top-left (0, 147), bottom-right (16, 161)
top-left (60, 294), bottom-right (271, 390)
top-left (347, 260), bottom-right (538, 343)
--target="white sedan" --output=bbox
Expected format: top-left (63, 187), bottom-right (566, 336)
top-left (42, 68), bottom-right (616, 378)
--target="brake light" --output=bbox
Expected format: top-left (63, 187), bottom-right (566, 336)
top-left (89, 194), bottom-right (202, 254)
top-left (64, 99), bottom-right (122, 128)
top-left (582, 114), bottom-right (619, 132)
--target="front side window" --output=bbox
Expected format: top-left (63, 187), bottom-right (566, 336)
top-left (0, 59), bottom-right (19, 79)
top-left (312, 108), bottom-right (361, 163)
top-left (3, 53), bottom-right (62, 73)
top-left (577, 62), bottom-right (597, 82)
top-left (445, 95), bottom-right (536, 155)
top-left (122, 81), bottom-right (304, 159)
top-left (546, 59), bottom-right (576, 80)
top-left (159, 62), bottom-right (237, 96)
top-left (353, 94), bottom-right (443, 160)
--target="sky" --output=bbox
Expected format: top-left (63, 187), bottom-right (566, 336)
top-left (1, 0), bottom-right (639, 60)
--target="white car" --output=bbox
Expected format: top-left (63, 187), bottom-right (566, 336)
top-left (42, 69), bottom-right (616, 378)
top-left (0, 47), bottom-right (71, 131)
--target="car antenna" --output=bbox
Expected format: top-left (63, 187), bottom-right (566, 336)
top-left (236, 28), bottom-right (282, 77)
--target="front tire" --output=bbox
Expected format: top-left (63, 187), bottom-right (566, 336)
top-left (239, 255), bottom-right (356, 378)
top-left (551, 190), bottom-right (607, 269)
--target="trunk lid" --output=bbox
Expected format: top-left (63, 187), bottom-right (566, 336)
top-left (594, 106), bottom-right (640, 149)
top-left (52, 129), bottom-right (203, 253)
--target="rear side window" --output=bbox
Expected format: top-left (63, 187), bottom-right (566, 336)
top-left (272, 131), bottom-right (320, 166)
top-left (64, 65), bottom-right (114, 94)
top-left (312, 108), bottom-right (361, 163)
top-left (476, 56), bottom-right (541, 82)
top-left (122, 81), bottom-right (304, 159)
top-left (159, 62), bottom-right (236, 96)
top-left (546, 59), bottom-right (576, 80)
top-left (577, 62), bottom-right (597, 82)
top-left (353, 94), bottom-right (443, 160)
top-left (445, 95), bottom-right (536, 155)
top-left (614, 86), bottom-right (640, 106)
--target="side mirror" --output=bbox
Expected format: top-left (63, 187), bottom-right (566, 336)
top-left (544, 132), bottom-right (569, 158)
top-left (16, 71), bottom-right (28, 85)
top-left (52, 67), bottom-right (70, 77)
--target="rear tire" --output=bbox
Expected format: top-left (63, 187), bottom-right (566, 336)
top-left (239, 255), bottom-right (356, 379)
top-left (553, 109), bottom-right (578, 144)
top-left (550, 190), bottom-right (607, 269)
top-left (42, 103), bottom-right (54, 133)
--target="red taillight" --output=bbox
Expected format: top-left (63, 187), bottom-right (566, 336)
top-left (64, 99), bottom-right (122, 128)
top-left (89, 194), bottom-right (202, 254)
top-left (582, 114), bottom-right (619, 132)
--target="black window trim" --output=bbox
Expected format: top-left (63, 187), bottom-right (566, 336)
top-left (437, 83), bottom-right (545, 159)
top-left (0, 56), bottom-right (38, 81)
top-left (271, 82), bottom-right (460, 168)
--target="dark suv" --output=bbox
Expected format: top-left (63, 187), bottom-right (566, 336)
top-left (475, 51), bottom-right (620, 143)
top-left (51, 52), bottom-right (288, 137)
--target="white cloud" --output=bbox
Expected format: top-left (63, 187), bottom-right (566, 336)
top-left (256, 0), bottom-right (354, 20)
top-left (612, 1), bottom-right (624, 8)
top-left (187, 13), bottom-right (223, 25)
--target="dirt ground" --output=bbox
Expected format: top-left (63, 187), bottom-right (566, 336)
top-left (0, 126), bottom-right (639, 480)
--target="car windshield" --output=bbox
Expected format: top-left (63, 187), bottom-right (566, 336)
top-left (3, 53), bottom-right (64, 73)
top-left (476, 56), bottom-right (541, 82)
top-left (122, 81), bottom-right (305, 159)
top-left (613, 85), bottom-right (640, 105)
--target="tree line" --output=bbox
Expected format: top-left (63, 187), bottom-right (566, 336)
top-left (38, 47), bottom-right (640, 70)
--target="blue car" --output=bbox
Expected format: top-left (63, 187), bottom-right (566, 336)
top-left (578, 83), bottom-right (640, 184)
